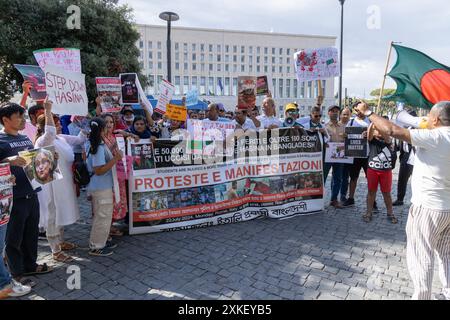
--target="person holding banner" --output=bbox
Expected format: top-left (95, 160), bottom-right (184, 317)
top-left (354, 101), bottom-right (450, 300)
top-left (86, 117), bottom-right (123, 257)
top-left (34, 99), bottom-right (87, 263)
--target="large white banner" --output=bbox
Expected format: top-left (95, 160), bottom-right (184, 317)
top-left (44, 65), bottom-right (88, 116)
top-left (34, 48), bottom-right (81, 73)
top-left (294, 47), bottom-right (340, 81)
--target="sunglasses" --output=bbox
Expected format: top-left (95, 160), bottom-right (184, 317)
top-left (287, 110), bottom-right (299, 114)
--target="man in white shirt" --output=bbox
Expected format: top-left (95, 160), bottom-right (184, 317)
top-left (232, 106), bottom-right (261, 131)
top-left (257, 97), bottom-right (282, 129)
top-left (355, 101), bottom-right (450, 300)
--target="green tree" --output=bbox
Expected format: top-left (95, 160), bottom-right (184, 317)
top-left (369, 88), bottom-right (396, 98)
top-left (0, 0), bottom-right (146, 107)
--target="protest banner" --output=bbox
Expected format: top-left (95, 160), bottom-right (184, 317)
top-left (166, 104), bottom-right (188, 122)
top-left (256, 76), bottom-right (269, 96)
top-left (345, 127), bottom-right (369, 158)
top-left (325, 142), bottom-right (353, 164)
top-left (19, 146), bottom-right (63, 189)
top-left (43, 65), bottom-right (88, 116)
top-left (294, 47), bottom-right (340, 81)
top-left (129, 139), bottom-right (156, 176)
top-left (186, 88), bottom-right (199, 107)
top-left (14, 64), bottom-right (47, 101)
top-left (0, 164), bottom-right (13, 226)
top-left (120, 73), bottom-right (140, 104)
top-left (155, 80), bottom-right (175, 114)
top-left (237, 76), bottom-right (257, 109)
top-left (128, 128), bottom-right (324, 234)
top-left (33, 48), bottom-right (81, 73)
top-left (96, 77), bottom-right (122, 113)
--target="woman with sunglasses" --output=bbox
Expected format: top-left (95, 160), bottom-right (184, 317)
top-left (34, 99), bottom-right (87, 263)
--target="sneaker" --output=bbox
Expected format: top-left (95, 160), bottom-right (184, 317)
top-left (105, 240), bottom-right (118, 250)
top-left (89, 248), bottom-right (114, 257)
top-left (330, 200), bottom-right (343, 209)
top-left (0, 280), bottom-right (31, 299)
top-left (392, 200), bottom-right (404, 206)
top-left (343, 198), bottom-right (355, 207)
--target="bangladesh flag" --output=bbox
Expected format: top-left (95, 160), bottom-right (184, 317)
top-left (387, 44), bottom-right (450, 109)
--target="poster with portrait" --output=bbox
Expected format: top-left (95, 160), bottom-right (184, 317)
top-left (96, 77), bottom-right (122, 113)
top-left (120, 73), bottom-right (140, 104)
top-left (256, 76), bottom-right (269, 96)
top-left (128, 139), bottom-right (156, 176)
top-left (325, 142), bottom-right (353, 164)
top-left (0, 164), bottom-right (13, 226)
top-left (14, 64), bottom-right (47, 101)
top-left (237, 76), bottom-right (257, 110)
top-left (19, 146), bottom-right (63, 188)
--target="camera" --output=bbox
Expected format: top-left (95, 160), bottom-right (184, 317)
top-left (284, 117), bottom-right (296, 127)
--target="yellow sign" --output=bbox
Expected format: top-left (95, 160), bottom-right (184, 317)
top-left (166, 104), bottom-right (187, 122)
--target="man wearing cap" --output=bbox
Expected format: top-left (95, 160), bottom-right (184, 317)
top-left (324, 105), bottom-right (346, 208)
top-left (282, 103), bottom-right (304, 128)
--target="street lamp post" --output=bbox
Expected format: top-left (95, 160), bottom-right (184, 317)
top-left (338, 0), bottom-right (345, 109)
top-left (159, 11), bottom-right (179, 83)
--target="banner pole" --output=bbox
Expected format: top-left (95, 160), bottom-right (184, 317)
top-left (376, 41), bottom-right (394, 114)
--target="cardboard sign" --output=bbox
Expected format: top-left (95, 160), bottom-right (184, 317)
top-left (33, 48), bottom-right (81, 73)
top-left (155, 80), bottom-right (175, 114)
top-left (345, 127), bottom-right (369, 158)
top-left (96, 77), bottom-right (122, 113)
top-left (256, 76), bottom-right (269, 96)
top-left (166, 104), bottom-right (187, 122)
top-left (120, 73), bottom-right (140, 104)
top-left (186, 88), bottom-right (199, 107)
top-left (14, 64), bottom-right (47, 101)
top-left (238, 76), bottom-right (257, 109)
top-left (44, 65), bottom-right (88, 116)
top-left (294, 47), bottom-right (340, 81)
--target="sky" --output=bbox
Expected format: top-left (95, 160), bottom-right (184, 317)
top-left (120, 0), bottom-right (450, 99)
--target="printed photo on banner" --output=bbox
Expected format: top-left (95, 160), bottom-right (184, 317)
top-left (14, 64), bottom-right (47, 101)
top-left (33, 48), bottom-right (81, 73)
top-left (119, 73), bottom-right (140, 104)
top-left (325, 142), bottom-right (353, 164)
top-left (256, 76), bottom-right (269, 96)
top-left (129, 139), bottom-right (156, 175)
top-left (237, 76), bottom-right (257, 109)
top-left (345, 127), bottom-right (369, 158)
top-left (187, 119), bottom-right (236, 156)
top-left (43, 64), bottom-right (88, 116)
top-left (96, 77), bottom-right (122, 113)
top-left (294, 47), bottom-right (340, 81)
top-left (155, 80), bottom-right (175, 114)
top-left (19, 146), bottom-right (63, 188)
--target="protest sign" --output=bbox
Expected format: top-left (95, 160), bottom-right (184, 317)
top-left (187, 119), bottom-right (236, 156)
top-left (120, 73), bottom-right (140, 104)
top-left (256, 76), bottom-right (269, 96)
top-left (294, 47), bottom-right (340, 81)
top-left (33, 48), bottom-right (81, 73)
top-left (128, 128), bottom-right (324, 234)
top-left (14, 64), bottom-right (47, 101)
top-left (0, 164), bottom-right (13, 226)
top-left (96, 77), bottom-right (122, 113)
top-left (115, 135), bottom-right (128, 180)
top-left (19, 146), bottom-right (63, 189)
top-left (185, 88), bottom-right (199, 107)
top-left (43, 65), bottom-right (88, 116)
top-left (129, 139), bottom-right (156, 176)
top-left (237, 76), bottom-right (257, 109)
top-left (155, 80), bottom-right (175, 114)
top-left (325, 142), bottom-right (353, 164)
top-left (166, 104), bottom-right (188, 122)
top-left (345, 127), bottom-right (369, 158)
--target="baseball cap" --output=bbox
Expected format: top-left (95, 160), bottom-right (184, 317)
top-left (121, 105), bottom-right (135, 115)
top-left (285, 103), bottom-right (298, 112)
top-left (217, 103), bottom-right (225, 112)
top-left (327, 105), bottom-right (341, 112)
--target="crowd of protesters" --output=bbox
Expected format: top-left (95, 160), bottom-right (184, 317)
top-left (0, 79), bottom-right (448, 301)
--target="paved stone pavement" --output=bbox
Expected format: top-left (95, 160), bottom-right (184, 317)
top-left (17, 168), bottom-right (443, 300)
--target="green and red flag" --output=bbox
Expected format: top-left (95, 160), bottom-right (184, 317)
top-left (387, 44), bottom-right (450, 109)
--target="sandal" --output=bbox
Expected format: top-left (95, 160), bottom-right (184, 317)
top-left (53, 251), bottom-right (74, 263)
top-left (23, 263), bottom-right (53, 276)
top-left (60, 242), bottom-right (77, 251)
top-left (14, 277), bottom-right (36, 288)
top-left (363, 213), bottom-right (372, 223)
top-left (387, 215), bottom-right (398, 224)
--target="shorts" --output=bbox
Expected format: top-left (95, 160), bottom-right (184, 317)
top-left (367, 168), bottom-right (392, 193)
top-left (349, 158), bottom-right (368, 180)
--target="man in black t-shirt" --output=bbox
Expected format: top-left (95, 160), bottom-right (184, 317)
top-left (0, 102), bottom-right (53, 286)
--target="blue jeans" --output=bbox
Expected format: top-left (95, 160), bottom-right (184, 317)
top-left (324, 163), bottom-right (344, 201)
top-left (0, 223), bottom-right (12, 289)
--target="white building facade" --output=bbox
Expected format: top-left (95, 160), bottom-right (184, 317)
top-left (136, 24), bottom-right (337, 116)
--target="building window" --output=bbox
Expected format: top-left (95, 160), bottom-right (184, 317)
top-left (287, 48), bottom-right (290, 55)
top-left (225, 78), bottom-right (230, 95)
top-left (293, 79), bottom-right (298, 97)
top-left (208, 77), bottom-right (214, 95)
top-left (225, 64), bottom-right (229, 72)
top-left (233, 65), bottom-right (238, 72)
top-left (209, 54), bottom-right (213, 61)
top-left (158, 62), bottom-right (162, 70)
top-left (192, 53), bottom-right (197, 61)
top-left (249, 56), bottom-right (253, 64)
top-left (225, 45), bottom-right (229, 53)
top-left (279, 57), bottom-right (283, 64)
top-left (184, 52), bottom-right (188, 61)
top-left (148, 75), bottom-right (155, 94)
top-left (149, 52), bottom-right (153, 59)
top-left (184, 63), bottom-right (188, 71)
top-left (183, 43), bottom-right (187, 51)
top-left (233, 55), bottom-right (237, 63)
top-left (217, 64), bottom-right (222, 72)
top-left (241, 56), bottom-right (245, 63)
top-left (264, 66), bottom-right (268, 73)
top-left (308, 81), bottom-right (312, 98)
top-left (272, 66), bottom-right (276, 73)
top-left (233, 45), bottom-right (237, 53)
top-left (217, 54), bottom-right (221, 62)
top-left (279, 48), bottom-right (283, 55)
top-left (201, 53), bottom-right (205, 62)
top-left (201, 63), bottom-right (205, 72)
top-left (300, 82), bottom-right (305, 98)
top-left (279, 79), bottom-right (284, 98)
top-left (175, 63), bottom-right (179, 70)
top-left (175, 52), bottom-right (179, 61)
top-left (257, 65), bottom-right (261, 73)
top-left (249, 65), bottom-right (253, 73)
top-left (200, 44), bottom-right (205, 52)
top-left (272, 57), bottom-right (275, 64)
top-left (287, 66), bottom-right (290, 73)
top-left (225, 55), bottom-right (229, 62)
top-left (272, 79), bottom-right (277, 98)
top-left (249, 46), bottom-right (253, 54)
top-left (286, 79), bottom-right (291, 98)
top-left (158, 42), bottom-right (162, 50)
top-left (192, 43), bottom-right (196, 51)
top-left (241, 46), bottom-right (245, 54)
top-left (175, 42), bottom-right (179, 51)
top-left (209, 64), bottom-right (213, 71)
top-left (139, 41), bottom-right (143, 49)
top-left (148, 62), bottom-right (153, 70)
top-left (217, 44), bottom-right (221, 52)
top-left (192, 76), bottom-right (198, 89)
top-left (157, 52), bottom-right (161, 60)
top-left (184, 76), bottom-right (189, 91)
top-left (264, 56), bottom-right (268, 64)
top-left (257, 47), bottom-right (261, 54)
top-left (148, 41), bottom-right (152, 49)
top-left (175, 76), bottom-right (181, 95)
top-left (279, 66), bottom-right (283, 73)
top-left (287, 57), bottom-right (290, 64)
top-left (200, 77), bottom-right (206, 95)
top-left (257, 56), bottom-right (260, 64)
top-left (264, 47), bottom-right (268, 55)
top-left (232, 78), bottom-right (237, 96)
top-left (192, 63), bottom-right (197, 71)
top-left (241, 65), bottom-right (245, 72)
top-left (272, 48), bottom-right (275, 55)
top-left (216, 78), bottom-right (223, 95)
top-left (209, 44), bottom-right (213, 52)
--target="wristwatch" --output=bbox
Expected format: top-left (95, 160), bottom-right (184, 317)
top-left (365, 110), bottom-right (374, 117)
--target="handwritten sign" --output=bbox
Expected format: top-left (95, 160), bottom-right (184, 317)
top-left (166, 104), bottom-right (187, 122)
top-left (44, 65), bottom-right (88, 116)
top-left (294, 47), bottom-right (340, 81)
top-left (155, 80), bottom-right (175, 114)
top-left (33, 48), bottom-right (81, 73)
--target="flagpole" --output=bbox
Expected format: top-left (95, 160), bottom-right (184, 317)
top-left (376, 41), bottom-right (394, 114)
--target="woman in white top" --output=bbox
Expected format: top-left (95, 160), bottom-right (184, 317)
top-left (34, 99), bottom-right (87, 263)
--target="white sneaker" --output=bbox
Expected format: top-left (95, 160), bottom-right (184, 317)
top-left (0, 280), bottom-right (32, 299)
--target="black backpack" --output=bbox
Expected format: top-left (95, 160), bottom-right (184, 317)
top-left (72, 151), bottom-right (93, 187)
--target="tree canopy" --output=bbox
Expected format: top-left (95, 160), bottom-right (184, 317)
top-left (0, 0), bottom-right (145, 106)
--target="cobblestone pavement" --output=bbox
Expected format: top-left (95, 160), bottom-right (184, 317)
top-left (17, 168), bottom-right (442, 300)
